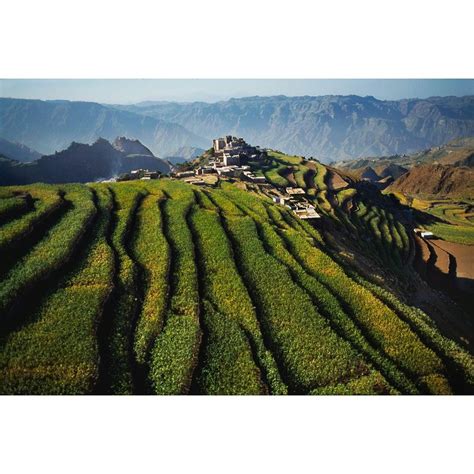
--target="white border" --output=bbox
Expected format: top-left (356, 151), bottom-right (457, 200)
top-left (1, 1), bottom-right (473, 473)
top-left (1, 0), bottom-right (473, 78)
top-left (0, 396), bottom-right (472, 474)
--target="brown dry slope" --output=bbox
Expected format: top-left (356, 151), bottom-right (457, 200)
top-left (326, 169), bottom-right (349, 190)
top-left (388, 164), bottom-right (474, 199)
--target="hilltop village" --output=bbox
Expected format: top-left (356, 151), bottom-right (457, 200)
top-left (117, 135), bottom-right (322, 220)
top-left (174, 136), bottom-right (321, 220)
top-left (176, 135), bottom-right (266, 182)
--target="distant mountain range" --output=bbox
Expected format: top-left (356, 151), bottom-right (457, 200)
top-left (0, 98), bottom-right (208, 157)
top-left (1, 95), bottom-right (474, 164)
top-left (0, 137), bottom-right (171, 185)
top-left (114, 95), bottom-right (474, 162)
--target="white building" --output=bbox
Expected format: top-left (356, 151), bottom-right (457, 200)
top-left (243, 171), bottom-right (266, 183)
top-left (223, 152), bottom-right (241, 166)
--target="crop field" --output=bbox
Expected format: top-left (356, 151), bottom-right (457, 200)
top-left (395, 195), bottom-right (474, 245)
top-left (0, 179), bottom-right (473, 395)
top-left (338, 196), bottom-right (411, 272)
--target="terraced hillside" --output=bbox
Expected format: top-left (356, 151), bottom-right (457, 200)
top-left (251, 153), bottom-right (473, 311)
top-left (244, 152), bottom-right (413, 273)
top-left (0, 178), bottom-right (473, 395)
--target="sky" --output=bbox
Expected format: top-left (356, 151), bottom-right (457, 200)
top-left (1, 79), bottom-right (473, 104)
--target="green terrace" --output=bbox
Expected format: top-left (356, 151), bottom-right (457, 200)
top-left (0, 178), bottom-right (472, 395)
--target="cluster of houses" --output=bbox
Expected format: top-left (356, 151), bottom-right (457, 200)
top-left (175, 136), bottom-right (267, 184)
top-left (215, 165), bottom-right (266, 183)
top-left (272, 187), bottom-right (321, 220)
top-left (174, 136), bottom-right (321, 221)
top-left (176, 165), bottom-right (266, 184)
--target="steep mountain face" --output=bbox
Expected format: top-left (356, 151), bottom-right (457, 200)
top-left (0, 137), bottom-right (41, 162)
top-left (0, 98), bottom-right (208, 157)
top-left (39, 138), bottom-right (124, 182)
top-left (388, 164), bottom-right (474, 199)
top-left (116, 95), bottom-right (474, 162)
top-left (0, 138), bottom-right (171, 185)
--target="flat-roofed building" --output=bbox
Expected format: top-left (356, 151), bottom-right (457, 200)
top-left (293, 208), bottom-right (321, 219)
top-left (176, 170), bottom-right (195, 178)
top-left (286, 187), bottom-right (306, 195)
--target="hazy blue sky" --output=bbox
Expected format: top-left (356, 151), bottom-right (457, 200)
top-left (1, 79), bottom-right (473, 104)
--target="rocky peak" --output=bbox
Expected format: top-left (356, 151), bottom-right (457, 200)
top-left (112, 136), bottom-right (154, 157)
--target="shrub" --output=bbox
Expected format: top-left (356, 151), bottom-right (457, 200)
top-left (343, 269), bottom-right (474, 393)
top-left (0, 195), bottom-right (30, 226)
top-left (264, 165), bottom-right (289, 188)
top-left (310, 370), bottom-right (398, 395)
top-left (257, 219), bottom-right (418, 394)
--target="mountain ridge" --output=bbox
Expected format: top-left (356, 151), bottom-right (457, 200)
top-left (0, 137), bottom-right (171, 185)
top-left (2, 95), bottom-right (474, 165)
top-left (114, 95), bottom-right (474, 162)
top-left (333, 136), bottom-right (474, 172)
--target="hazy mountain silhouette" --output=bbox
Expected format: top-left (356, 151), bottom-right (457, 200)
top-left (0, 137), bottom-right (171, 185)
top-left (0, 98), bottom-right (208, 157)
top-left (116, 95), bottom-right (474, 162)
top-left (0, 137), bottom-right (41, 162)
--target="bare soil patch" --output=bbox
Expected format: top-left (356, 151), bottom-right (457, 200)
top-left (432, 239), bottom-right (474, 280)
top-left (326, 170), bottom-right (349, 191)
